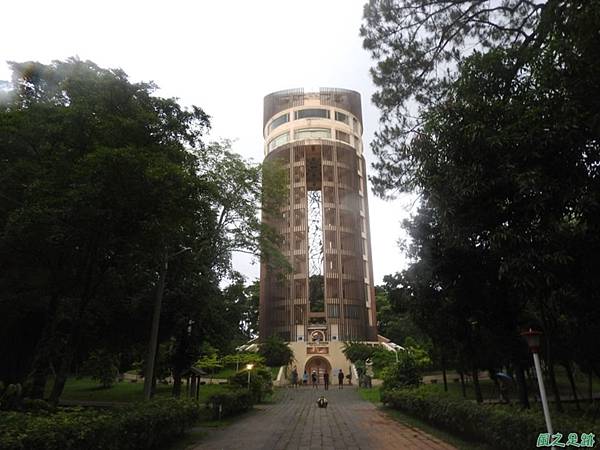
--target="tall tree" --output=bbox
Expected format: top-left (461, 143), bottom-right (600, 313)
top-left (362, 1), bottom-right (600, 407)
top-left (0, 58), bottom-right (285, 403)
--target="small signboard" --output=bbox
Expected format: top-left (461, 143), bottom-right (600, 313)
top-left (307, 346), bottom-right (329, 354)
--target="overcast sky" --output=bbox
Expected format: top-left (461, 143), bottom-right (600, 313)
top-left (1, 0), bottom-right (417, 284)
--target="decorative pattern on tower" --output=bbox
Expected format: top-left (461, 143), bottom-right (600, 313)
top-left (259, 88), bottom-right (377, 343)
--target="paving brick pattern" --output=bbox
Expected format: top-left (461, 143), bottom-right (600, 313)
top-left (192, 386), bottom-right (456, 450)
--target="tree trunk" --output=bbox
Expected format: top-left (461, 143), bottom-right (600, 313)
top-left (48, 328), bottom-right (79, 406)
top-left (563, 361), bottom-right (580, 410)
top-left (441, 354), bottom-right (448, 392)
top-left (48, 295), bottom-right (93, 405)
top-left (472, 367), bottom-right (483, 403)
top-left (547, 358), bottom-right (563, 413)
top-left (144, 253), bottom-right (168, 401)
top-left (460, 371), bottom-right (466, 398)
top-left (29, 367), bottom-right (49, 400)
top-left (515, 362), bottom-right (530, 409)
top-left (26, 293), bottom-right (61, 399)
top-left (491, 373), bottom-right (501, 400)
top-left (589, 367), bottom-right (593, 404)
top-left (48, 242), bottom-right (103, 405)
top-left (172, 370), bottom-right (182, 398)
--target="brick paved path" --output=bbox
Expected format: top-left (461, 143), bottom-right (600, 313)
top-left (192, 386), bottom-right (456, 450)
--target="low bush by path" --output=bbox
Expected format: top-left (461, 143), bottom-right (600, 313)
top-left (381, 386), bottom-right (598, 450)
top-left (0, 398), bottom-right (200, 450)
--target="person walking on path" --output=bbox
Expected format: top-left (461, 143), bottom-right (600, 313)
top-left (291, 367), bottom-right (298, 388)
top-left (338, 369), bottom-right (344, 389)
top-left (302, 370), bottom-right (308, 386)
top-left (323, 371), bottom-right (329, 390)
top-left (311, 370), bottom-right (318, 389)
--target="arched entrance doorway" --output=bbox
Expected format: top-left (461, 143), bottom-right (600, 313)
top-left (304, 356), bottom-right (332, 385)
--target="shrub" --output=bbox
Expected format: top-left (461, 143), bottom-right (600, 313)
top-left (371, 348), bottom-right (396, 376)
top-left (81, 350), bottom-right (120, 388)
top-left (381, 351), bottom-right (422, 390)
top-left (229, 368), bottom-right (273, 403)
top-left (21, 398), bottom-right (55, 413)
top-left (0, 383), bottom-right (23, 411)
top-left (0, 398), bottom-right (200, 450)
top-left (258, 336), bottom-right (294, 367)
top-left (381, 386), bottom-right (593, 450)
top-left (205, 389), bottom-right (253, 420)
top-left (342, 342), bottom-right (378, 364)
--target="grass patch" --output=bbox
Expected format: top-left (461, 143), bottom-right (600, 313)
top-left (421, 366), bottom-right (600, 403)
top-left (359, 387), bottom-right (492, 450)
top-left (358, 386), bottom-right (381, 403)
top-left (46, 377), bottom-right (229, 403)
top-left (195, 366), bottom-right (282, 382)
top-left (206, 367), bottom-right (236, 380)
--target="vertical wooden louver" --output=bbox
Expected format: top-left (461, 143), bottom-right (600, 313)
top-left (260, 89), bottom-right (377, 343)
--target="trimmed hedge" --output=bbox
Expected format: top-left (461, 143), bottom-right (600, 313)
top-left (381, 386), bottom-right (594, 450)
top-left (205, 389), bottom-right (253, 420)
top-left (0, 398), bottom-right (200, 450)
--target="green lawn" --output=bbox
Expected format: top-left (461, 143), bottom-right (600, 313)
top-left (47, 377), bottom-right (228, 403)
top-left (205, 367), bottom-right (237, 380)
top-left (205, 365), bottom-right (282, 381)
top-left (421, 366), bottom-right (600, 403)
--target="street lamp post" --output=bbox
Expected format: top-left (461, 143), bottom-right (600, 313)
top-left (521, 329), bottom-right (553, 440)
top-left (246, 364), bottom-right (254, 390)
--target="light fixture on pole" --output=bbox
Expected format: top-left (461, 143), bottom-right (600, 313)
top-left (521, 329), bottom-right (553, 441)
top-left (246, 364), bottom-right (254, 390)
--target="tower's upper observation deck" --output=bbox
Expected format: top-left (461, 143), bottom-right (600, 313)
top-left (263, 88), bottom-right (363, 156)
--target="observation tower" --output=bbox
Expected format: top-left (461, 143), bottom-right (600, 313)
top-left (259, 88), bottom-right (379, 377)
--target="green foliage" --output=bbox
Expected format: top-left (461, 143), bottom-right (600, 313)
top-left (0, 398), bottom-right (200, 450)
top-left (362, 0), bottom-right (600, 406)
top-left (194, 354), bottom-right (223, 381)
top-left (221, 353), bottom-right (265, 368)
top-left (381, 386), bottom-right (594, 450)
top-left (375, 279), bottom-right (430, 348)
top-left (258, 336), bottom-right (294, 368)
top-left (403, 338), bottom-right (432, 369)
top-left (371, 349), bottom-right (396, 376)
top-left (133, 343), bottom-right (171, 384)
top-left (81, 350), bottom-right (119, 388)
top-left (381, 351), bottom-right (423, 391)
top-left (0, 58), bottom-right (282, 402)
top-left (342, 343), bottom-right (378, 364)
top-left (309, 275), bottom-right (324, 312)
top-left (205, 389), bottom-right (254, 420)
top-left (361, 0), bottom-right (558, 194)
top-left (229, 367), bottom-right (273, 403)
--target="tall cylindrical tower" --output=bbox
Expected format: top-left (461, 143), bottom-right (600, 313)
top-left (260, 88), bottom-right (377, 346)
